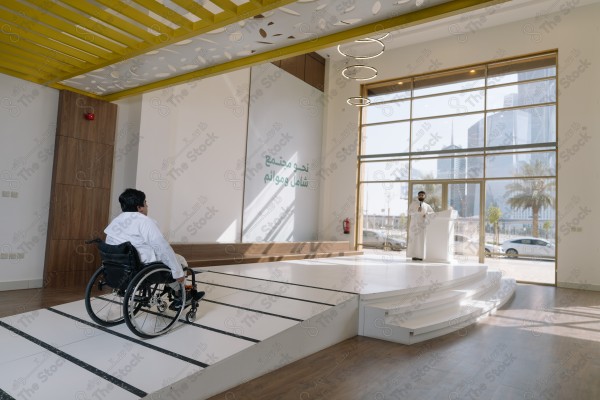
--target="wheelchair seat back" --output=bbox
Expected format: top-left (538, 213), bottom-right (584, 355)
top-left (94, 240), bottom-right (143, 293)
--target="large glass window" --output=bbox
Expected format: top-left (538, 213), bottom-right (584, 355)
top-left (361, 122), bottom-right (410, 155)
top-left (412, 90), bottom-right (485, 119)
top-left (486, 152), bottom-right (556, 178)
top-left (487, 53), bottom-right (556, 86)
top-left (487, 80), bottom-right (555, 110)
top-left (362, 160), bottom-right (409, 181)
top-left (486, 105), bottom-right (556, 147)
top-left (359, 182), bottom-right (409, 251)
top-left (485, 178), bottom-right (556, 240)
top-left (362, 100), bottom-right (410, 124)
top-left (358, 52), bottom-right (557, 279)
top-left (411, 113), bottom-right (485, 152)
top-left (411, 156), bottom-right (484, 180)
top-left (413, 66), bottom-right (486, 96)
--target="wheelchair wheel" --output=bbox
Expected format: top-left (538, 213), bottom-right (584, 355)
top-left (123, 265), bottom-right (185, 338)
top-left (186, 311), bottom-right (196, 322)
top-left (85, 267), bottom-right (125, 326)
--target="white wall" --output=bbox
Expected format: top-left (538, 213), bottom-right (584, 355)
top-left (136, 70), bottom-right (250, 243)
top-left (110, 96), bottom-right (142, 218)
top-left (0, 69), bottom-right (252, 288)
top-left (0, 75), bottom-right (58, 290)
top-left (134, 65), bottom-right (325, 244)
top-left (320, 2), bottom-right (600, 288)
top-left (242, 63), bottom-right (323, 242)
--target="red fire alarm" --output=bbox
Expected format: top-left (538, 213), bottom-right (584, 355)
top-left (84, 112), bottom-right (95, 120)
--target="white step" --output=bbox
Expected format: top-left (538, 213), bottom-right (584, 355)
top-left (361, 277), bottom-right (516, 344)
top-left (367, 270), bottom-right (503, 317)
top-left (403, 278), bottom-right (516, 340)
top-left (358, 265), bottom-right (489, 302)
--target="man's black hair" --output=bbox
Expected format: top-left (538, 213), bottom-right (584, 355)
top-left (418, 191), bottom-right (426, 195)
top-left (119, 188), bottom-right (146, 212)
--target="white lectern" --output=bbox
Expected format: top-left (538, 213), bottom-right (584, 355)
top-left (424, 209), bottom-right (458, 263)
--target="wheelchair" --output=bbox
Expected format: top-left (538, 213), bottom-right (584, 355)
top-left (84, 239), bottom-right (202, 339)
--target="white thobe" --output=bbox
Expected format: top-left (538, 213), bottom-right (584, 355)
top-left (104, 212), bottom-right (185, 279)
top-left (406, 201), bottom-right (434, 259)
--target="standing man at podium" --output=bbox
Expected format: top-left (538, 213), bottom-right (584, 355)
top-left (407, 191), bottom-right (434, 261)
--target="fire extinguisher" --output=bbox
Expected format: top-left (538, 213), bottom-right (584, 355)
top-left (343, 218), bottom-right (351, 234)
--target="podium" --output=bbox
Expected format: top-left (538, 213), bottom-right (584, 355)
top-left (424, 209), bottom-right (458, 263)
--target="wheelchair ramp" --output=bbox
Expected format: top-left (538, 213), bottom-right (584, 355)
top-left (0, 268), bottom-right (359, 400)
top-left (0, 255), bottom-right (515, 399)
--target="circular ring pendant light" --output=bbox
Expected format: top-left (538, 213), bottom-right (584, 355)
top-left (346, 97), bottom-right (371, 106)
top-left (342, 64), bottom-right (378, 81)
top-left (337, 38), bottom-right (385, 60)
top-left (340, 33), bottom-right (388, 106)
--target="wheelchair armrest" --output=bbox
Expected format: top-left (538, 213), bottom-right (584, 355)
top-left (85, 238), bottom-right (103, 245)
top-left (142, 261), bottom-right (168, 268)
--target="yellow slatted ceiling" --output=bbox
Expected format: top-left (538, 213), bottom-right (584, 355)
top-left (170, 0), bottom-right (215, 23)
top-left (26, 0), bottom-right (141, 48)
top-left (0, 0), bottom-right (297, 88)
top-left (211, 0), bottom-right (239, 13)
top-left (129, 0), bottom-right (193, 30)
top-left (0, 0), bottom-right (504, 100)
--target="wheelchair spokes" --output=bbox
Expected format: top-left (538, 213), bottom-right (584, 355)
top-left (84, 267), bottom-right (125, 326)
top-left (84, 240), bottom-right (202, 338)
top-left (123, 265), bottom-right (185, 338)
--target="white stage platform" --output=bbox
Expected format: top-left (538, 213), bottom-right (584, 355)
top-left (0, 254), bottom-right (514, 400)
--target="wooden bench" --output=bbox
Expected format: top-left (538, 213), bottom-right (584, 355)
top-left (171, 241), bottom-right (361, 268)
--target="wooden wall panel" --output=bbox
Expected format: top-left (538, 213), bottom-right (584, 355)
top-left (279, 54), bottom-right (305, 81)
top-left (50, 185), bottom-right (109, 240)
top-left (273, 52), bottom-right (325, 92)
top-left (57, 91), bottom-right (117, 145)
top-left (305, 54), bottom-right (325, 91)
top-left (54, 137), bottom-right (114, 188)
top-left (44, 91), bottom-right (117, 288)
top-left (171, 241), bottom-right (353, 261)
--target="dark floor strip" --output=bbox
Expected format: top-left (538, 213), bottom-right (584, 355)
top-left (203, 299), bottom-right (303, 322)
top-left (90, 297), bottom-right (260, 343)
top-left (200, 270), bottom-right (357, 295)
top-left (181, 320), bottom-right (260, 343)
top-left (47, 307), bottom-right (209, 368)
top-left (196, 280), bottom-right (335, 307)
top-left (102, 297), bottom-right (304, 326)
top-left (0, 388), bottom-right (16, 400)
top-left (0, 320), bottom-right (147, 398)
top-left (95, 294), bottom-right (302, 324)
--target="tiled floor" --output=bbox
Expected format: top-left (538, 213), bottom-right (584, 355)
top-left (0, 254), bottom-right (489, 400)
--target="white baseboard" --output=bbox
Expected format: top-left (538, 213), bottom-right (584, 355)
top-left (0, 279), bottom-right (43, 291)
top-left (557, 282), bottom-right (600, 291)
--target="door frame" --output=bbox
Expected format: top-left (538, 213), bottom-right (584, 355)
top-left (409, 179), bottom-right (485, 263)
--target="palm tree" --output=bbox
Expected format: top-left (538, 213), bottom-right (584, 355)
top-left (486, 205), bottom-right (502, 244)
top-left (504, 160), bottom-right (555, 238)
top-left (543, 221), bottom-right (553, 239)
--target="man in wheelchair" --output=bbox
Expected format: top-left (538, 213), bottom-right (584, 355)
top-left (104, 188), bottom-right (205, 310)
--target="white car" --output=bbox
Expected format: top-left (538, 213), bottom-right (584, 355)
top-left (454, 234), bottom-right (503, 257)
top-left (362, 229), bottom-right (406, 251)
top-left (501, 237), bottom-right (555, 258)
